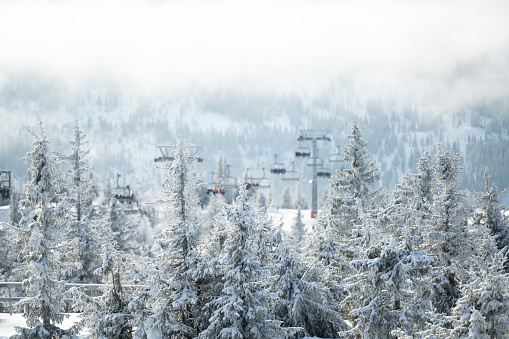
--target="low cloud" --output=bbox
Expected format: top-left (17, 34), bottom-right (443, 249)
top-left (0, 0), bottom-right (508, 105)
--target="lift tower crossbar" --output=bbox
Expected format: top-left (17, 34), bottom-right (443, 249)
top-left (298, 130), bottom-right (330, 218)
top-left (154, 145), bottom-right (203, 163)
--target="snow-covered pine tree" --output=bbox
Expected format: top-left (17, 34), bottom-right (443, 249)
top-left (422, 146), bottom-right (472, 315)
top-left (150, 135), bottom-right (203, 338)
top-left (13, 119), bottom-right (74, 338)
top-left (255, 190), bottom-right (267, 209)
top-left (272, 222), bottom-right (347, 338)
top-left (293, 180), bottom-right (308, 210)
top-left (60, 120), bottom-right (99, 283)
top-left (418, 250), bottom-right (509, 339)
top-left (104, 197), bottom-right (138, 254)
top-left (71, 241), bottom-right (135, 339)
top-left (198, 184), bottom-right (296, 339)
top-left (289, 208), bottom-right (306, 247)
top-left (279, 185), bottom-right (293, 209)
top-left (329, 115), bottom-right (381, 241)
top-left (387, 149), bottom-right (435, 244)
top-left (472, 168), bottom-right (509, 253)
top-left (340, 241), bottom-right (432, 339)
top-left (199, 192), bottom-right (224, 241)
top-left (8, 190), bottom-right (22, 226)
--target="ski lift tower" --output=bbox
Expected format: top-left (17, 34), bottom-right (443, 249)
top-left (154, 145), bottom-right (203, 163)
top-left (297, 130), bottom-right (331, 218)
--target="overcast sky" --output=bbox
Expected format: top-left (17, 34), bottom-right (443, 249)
top-left (0, 0), bottom-right (508, 101)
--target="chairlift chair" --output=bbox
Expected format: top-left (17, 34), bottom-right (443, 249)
top-left (281, 162), bottom-right (299, 181)
top-left (113, 174), bottom-right (140, 214)
top-left (317, 167), bottom-right (331, 178)
top-left (329, 145), bottom-right (343, 163)
top-left (245, 168), bottom-right (271, 189)
top-left (270, 154), bottom-right (286, 174)
top-left (295, 142), bottom-right (311, 158)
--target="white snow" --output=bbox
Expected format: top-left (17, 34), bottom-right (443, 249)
top-left (0, 313), bottom-right (83, 338)
top-left (0, 206), bottom-right (8, 222)
top-left (270, 208), bottom-right (316, 234)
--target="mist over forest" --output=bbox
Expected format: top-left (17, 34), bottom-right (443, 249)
top-left (1, 0), bottom-right (509, 202)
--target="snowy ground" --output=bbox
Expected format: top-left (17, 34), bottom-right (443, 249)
top-left (270, 208), bottom-right (316, 234)
top-left (0, 313), bottom-right (82, 338)
top-left (0, 206), bottom-right (8, 223)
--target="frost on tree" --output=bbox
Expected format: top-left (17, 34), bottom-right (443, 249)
top-left (151, 135), bottom-right (203, 338)
top-left (329, 115), bottom-right (381, 240)
top-left (71, 241), bottom-right (137, 339)
top-left (13, 120), bottom-right (75, 338)
top-left (341, 242), bottom-right (431, 339)
top-left (60, 120), bottom-right (99, 283)
top-left (289, 208), bottom-right (306, 247)
top-left (279, 185), bottom-right (293, 209)
top-left (198, 184), bottom-right (297, 339)
top-left (293, 180), bottom-right (308, 210)
top-left (472, 169), bottom-right (509, 255)
top-left (418, 251), bottom-right (509, 339)
top-left (386, 149), bottom-right (435, 245)
top-left (272, 222), bottom-right (347, 338)
top-left (423, 146), bottom-right (472, 315)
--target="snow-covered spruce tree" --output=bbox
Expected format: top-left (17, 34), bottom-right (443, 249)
top-left (150, 136), bottom-right (204, 338)
top-left (198, 184), bottom-right (297, 339)
top-left (272, 222), bottom-right (347, 338)
top-left (71, 241), bottom-right (135, 339)
top-left (279, 185), bottom-right (293, 209)
top-left (60, 120), bottom-right (99, 283)
top-left (472, 168), bottom-right (509, 253)
top-left (386, 149), bottom-right (435, 244)
top-left (194, 197), bottom-right (230, 334)
top-left (293, 180), bottom-right (308, 210)
top-left (418, 250), bottom-right (509, 339)
top-left (329, 115), bottom-right (381, 241)
top-left (289, 208), bottom-right (306, 247)
top-left (422, 146), bottom-right (473, 315)
top-left (254, 190), bottom-right (267, 209)
top-left (199, 192), bottom-right (224, 242)
top-left (104, 197), bottom-right (139, 254)
top-left (340, 241), bottom-right (432, 339)
top-left (13, 120), bottom-right (74, 338)
top-left (8, 190), bottom-right (22, 226)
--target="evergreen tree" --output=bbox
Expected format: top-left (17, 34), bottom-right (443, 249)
top-left (423, 146), bottom-right (472, 315)
top-left (272, 223), bottom-right (347, 338)
top-left (198, 185), bottom-right (295, 339)
top-left (329, 115), bottom-right (381, 240)
top-left (61, 121), bottom-right (99, 282)
top-left (71, 242), bottom-right (135, 339)
top-left (341, 241), bottom-right (431, 339)
top-left (279, 185), bottom-right (293, 209)
top-left (472, 168), bottom-right (509, 253)
top-left (419, 251), bottom-right (509, 339)
top-left (293, 180), bottom-right (308, 210)
top-left (104, 197), bottom-right (138, 254)
top-left (13, 120), bottom-right (74, 338)
top-left (151, 136), bottom-right (203, 338)
top-left (289, 208), bottom-right (306, 247)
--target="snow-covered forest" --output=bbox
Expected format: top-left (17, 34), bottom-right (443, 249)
top-left (2, 114), bottom-right (509, 338)
top-left (2, 0), bottom-right (509, 338)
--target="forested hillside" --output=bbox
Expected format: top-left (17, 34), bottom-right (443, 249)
top-left (1, 71), bottom-right (509, 203)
